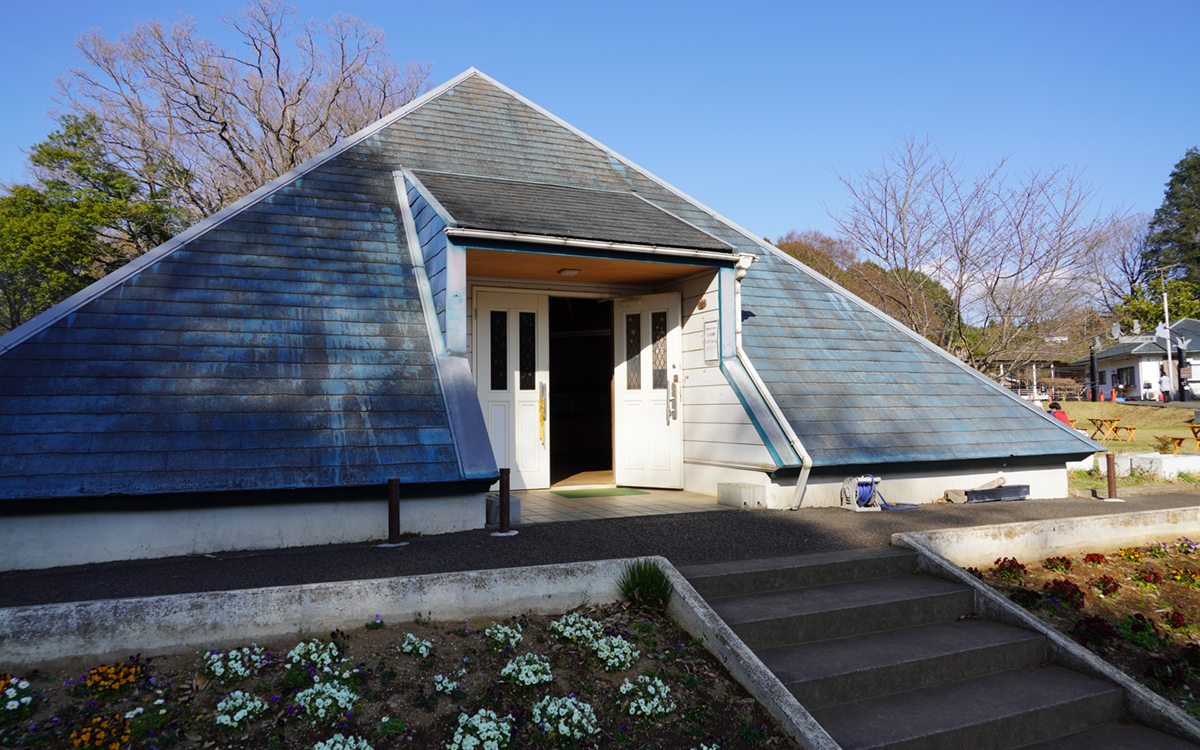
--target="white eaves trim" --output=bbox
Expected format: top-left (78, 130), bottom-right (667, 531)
top-left (443, 228), bottom-right (738, 263)
top-left (0, 68), bottom-right (486, 356)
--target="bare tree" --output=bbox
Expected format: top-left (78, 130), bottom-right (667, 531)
top-left (1081, 213), bottom-right (1151, 314)
top-left (55, 1), bottom-right (433, 222)
top-left (831, 135), bottom-right (1123, 375)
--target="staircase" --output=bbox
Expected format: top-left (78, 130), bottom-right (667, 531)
top-left (678, 547), bottom-right (1197, 750)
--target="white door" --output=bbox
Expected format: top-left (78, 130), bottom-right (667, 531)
top-left (614, 293), bottom-right (683, 488)
top-left (475, 292), bottom-right (550, 490)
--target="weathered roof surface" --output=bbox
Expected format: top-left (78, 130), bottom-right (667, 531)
top-left (739, 250), bottom-right (1101, 466)
top-left (410, 169), bottom-right (731, 251)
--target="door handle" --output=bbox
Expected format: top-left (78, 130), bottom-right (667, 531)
top-left (669, 379), bottom-right (678, 422)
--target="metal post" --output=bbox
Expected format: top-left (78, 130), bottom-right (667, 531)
top-left (498, 468), bottom-right (511, 534)
top-left (388, 478), bottom-right (400, 544)
top-left (1106, 453), bottom-right (1117, 500)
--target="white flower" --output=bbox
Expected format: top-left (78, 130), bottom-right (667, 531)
top-left (3, 689), bottom-right (14, 698)
top-left (214, 690), bottom-right (269, 728)
top-left (483, 622), bottom-right (523, 652)
top-left (313, 733), bottom-right (374, 750)
top-left (499, 653), bottom-right (552, 686)
top-left (5, 701), bottom-right (17, 710)
top-left (446, 709), bottom-right (512, 750)
top-left (399, 633), bottom-right (432, 658)
top-left (550, 612), bottom-right (603, 646)
top-left (531, 695), bottom-right (599, 740)
top-left (16, 681), bottom-right (28, 690)
top-left (593, 635), bottom-right (640, 671)
top-left (295, 682), bottom-right (358, 725)
top-left (619, 675), bottom-right (676, 718)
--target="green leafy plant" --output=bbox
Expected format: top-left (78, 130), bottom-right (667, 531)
top-left (1043, 556), bottom-right (1072, 573)
top-left (1071, 616), bottom-right (1118, 649)
top-left (365, 615), bottom-right (385, 630)
top-left (1117, 614), bottom-right (1160, 649)
top-left (1084, 553), bottom-right (1108, 565)
top-left (1009, 587), bottom-right (1043, 608)
top-left (617, 560), bottom-right (675, 611)
top-left (1042, 579), bottom-right (1085, 608)
top-left (1089, 575), bottom-right (1121, 597)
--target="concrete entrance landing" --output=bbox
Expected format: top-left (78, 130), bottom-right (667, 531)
top-left (513, 488), bottom-right (728, 524)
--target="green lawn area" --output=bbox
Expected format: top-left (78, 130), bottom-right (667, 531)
top-left (1056, 400), bottom-right (1197, 454)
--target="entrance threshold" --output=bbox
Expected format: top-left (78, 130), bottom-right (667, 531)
top-left (509, 488), bottom-right (728, 525)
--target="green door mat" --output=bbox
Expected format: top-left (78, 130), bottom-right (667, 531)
top-left (551, 488), bottom-right (650, 498)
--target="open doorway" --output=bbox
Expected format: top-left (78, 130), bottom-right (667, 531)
top-left (549, 297), bottom-right (613, 486)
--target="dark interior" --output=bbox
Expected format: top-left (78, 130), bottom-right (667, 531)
top-left (549, 297), bottom-right (613, 484)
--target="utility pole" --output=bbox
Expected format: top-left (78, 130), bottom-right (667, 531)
top-left (1151, 264), bottom-right (1184, 401)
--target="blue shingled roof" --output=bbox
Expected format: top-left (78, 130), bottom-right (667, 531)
top-left (0, 69), bottom-right (1098, 502)
top-left (739, 250), bottom-right (1100, 466)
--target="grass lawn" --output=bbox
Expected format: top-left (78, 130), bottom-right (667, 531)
top-left (1056, 400), bottom-right (1196, 454)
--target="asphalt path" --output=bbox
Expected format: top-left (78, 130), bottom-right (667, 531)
top-left (3, 492), bottom-right (1199, 609)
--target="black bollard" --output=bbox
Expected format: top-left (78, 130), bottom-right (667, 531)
top-left (499, 468), bottom-right (511, 534)
top-left (388, 477), bottom-right (401, 544)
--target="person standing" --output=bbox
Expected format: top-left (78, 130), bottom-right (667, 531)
top-left (1161, 371), bottom-right (1173, 403)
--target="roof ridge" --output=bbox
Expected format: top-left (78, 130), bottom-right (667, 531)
top-left (0, 69), bottom-right (484, 356)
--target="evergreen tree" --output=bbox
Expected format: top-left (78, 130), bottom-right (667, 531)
top-left (1145, 147), bottom-right (1200, 278)
top-left (0, 116), bottom-right (177, 332)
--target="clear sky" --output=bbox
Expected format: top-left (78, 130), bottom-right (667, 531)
top-left (2, 0), bottom-right (1197, 241)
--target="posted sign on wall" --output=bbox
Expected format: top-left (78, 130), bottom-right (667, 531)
top-left (704, 320), bottom-right (719, 362)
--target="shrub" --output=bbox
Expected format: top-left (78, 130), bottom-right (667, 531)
top-left (1088, 575), bottom-right (1121, 597)
top-left (1071, 616), bottom-right (1118, 649)
top-left (1117, 614), bottom-right (1160, 649)
top-left (992, 557), bottom-right (1026, 582)
top-left (1146, 657), bottom-right (1188, 692)
top-left (1042, 579), bottom-right (1085, 608)
top-left (617, 560), bottom-right (675, 611)
top-left (1043, 556), bottom-right (1072, 573)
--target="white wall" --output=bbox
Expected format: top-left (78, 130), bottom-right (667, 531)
top-left (0, 494), bottom-right (484, 572)
top-left (801, 463), bottom-right (1069, 507)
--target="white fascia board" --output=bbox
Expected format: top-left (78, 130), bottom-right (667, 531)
top-left (444, 228), bottom-right (737, 263)
top-left (0, 69), bottom-right (485, 356)
top-left (399, 168), bottom-right (458, 228)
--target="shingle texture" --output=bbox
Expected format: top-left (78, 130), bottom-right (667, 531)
top-left (410, 169), bottom-right (730, 251)
top-left (738, 250), bottom-right (1097, 466)
top-left (0, 71), bottom-right (1097, 501)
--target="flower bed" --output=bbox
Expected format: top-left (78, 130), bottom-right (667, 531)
top-left (0, 603), bottom-right (796, 749)
top-left (972, 538), bottom-right (1200, 715)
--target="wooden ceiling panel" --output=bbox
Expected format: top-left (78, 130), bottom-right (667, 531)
top-left (465, 247), bottom-right (708, 286)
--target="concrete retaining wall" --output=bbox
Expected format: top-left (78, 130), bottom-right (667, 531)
top-left (888, 506), bottom-right (1200, 568)
top-left (0, 494), bottom-right (485, 572)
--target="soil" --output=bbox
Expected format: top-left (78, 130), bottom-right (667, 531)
top-left (0, 602), bottom-right (799, 750)
top-left (973, 539), bottom-right (1200, 715)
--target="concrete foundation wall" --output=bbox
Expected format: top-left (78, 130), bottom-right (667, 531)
top-left (0, 494), bottom-right (485, 572)
top-left (893, 506), bottom-right (1200, 568)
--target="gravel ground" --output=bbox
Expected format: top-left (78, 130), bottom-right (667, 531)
top-left (3, 493), bottom-right (1199, 609)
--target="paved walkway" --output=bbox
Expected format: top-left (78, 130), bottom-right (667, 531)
top-left (3, 491), bottom-right (1199, 609)
top-left (514, 488), bottom-right (727, 524)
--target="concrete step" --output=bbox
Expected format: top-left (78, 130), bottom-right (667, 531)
top-left (710, 573), bottom-right (974, 650)
top-left (809, 664), bottom-right (1124, 750)
top-left (756, 618), bottom-right (1045, 709)
top-left (678, 547), bottom-right (917, 598)
top-left (1017, 722), bottom-right (1200, 749)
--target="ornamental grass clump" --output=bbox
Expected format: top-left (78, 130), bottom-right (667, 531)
top-left (991, 557), bottom-right (1026, 582)
top-left (531, 694), bottom-right (600, 743)
top-left (215, 690), bottom-right (270, 729)
top-left (617, 560), bottom-right (674, 611)
top-left (314, 734), bottom-right (375, 750)
top-left (1043, 556), bottom-right (1072, 573)
top-left (0, 674), bottom-right (37, 724)
top-left (447, 708), bottom-right (513, 750)
top-left (500, 653), bottom-right (552, 686)
top-left (619, 674), bottom-right (676, 719)
top-left (204, 644), bottom-right (271, 684)
top-left (593, 635), bottom-right (640, 671)
top-left (69, 714), bottom-right (132, 749)
top-left (398, 633), bottom-right (432, 658)
top-left (295, 681), bottom-right (358, 724)
top-left (484, 622), bottom-right (523, 653)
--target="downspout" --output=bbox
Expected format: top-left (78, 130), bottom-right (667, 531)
top-left (732, 254), bottom-right (814, 508)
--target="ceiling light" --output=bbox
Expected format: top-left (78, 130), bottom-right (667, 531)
top-left (558, 268), bottom-right (580, 276)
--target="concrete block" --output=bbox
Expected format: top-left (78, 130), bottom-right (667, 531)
top-left (486, 494), bottom-right (521, 525)
top-left (718, 483), bottom-right (765, 509)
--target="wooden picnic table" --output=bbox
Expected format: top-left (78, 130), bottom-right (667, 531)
top-left (1089, 418), bottom-right (1121, 442)
top-left (1115, 425), bottom-right (1138, 442)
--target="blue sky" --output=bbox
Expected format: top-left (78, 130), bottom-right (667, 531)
top-left (2, 0), bottom-right (1197, 240)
